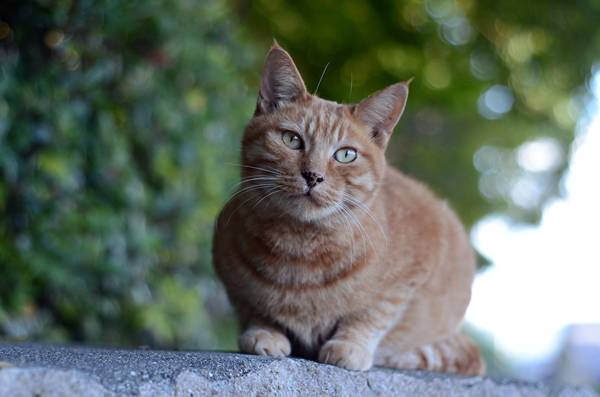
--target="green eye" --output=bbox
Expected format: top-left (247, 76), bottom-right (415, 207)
top-left (282, 130), bottom-right (303, 150)
top-left (334, 148), bottom-right (357, 163)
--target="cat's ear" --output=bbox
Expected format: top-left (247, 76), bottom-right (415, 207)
top-left (256, 42), bottom-right (308, 115)
top-left (353, 80), bottom-right (411, 148)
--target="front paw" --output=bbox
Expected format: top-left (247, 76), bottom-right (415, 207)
top-left (238, 328), bottom-right (291, 357)
top-left (318, 340), bottom-right (373, 371)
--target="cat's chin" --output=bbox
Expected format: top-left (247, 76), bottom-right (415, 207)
top-left (281, 194), bottom-right (339, 222)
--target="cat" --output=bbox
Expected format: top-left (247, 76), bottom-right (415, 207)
top-left (212, 43), bottom-right (485, 376)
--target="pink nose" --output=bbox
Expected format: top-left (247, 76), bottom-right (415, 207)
top-left (301, 171), bottom-right (325, 188)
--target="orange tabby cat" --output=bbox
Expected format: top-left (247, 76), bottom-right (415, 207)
top-left (212, 43), bottom-right (485, 376)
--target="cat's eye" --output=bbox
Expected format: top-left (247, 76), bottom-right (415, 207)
top-left (334, 148), bottom-right (357, 163)
top-left (282, 130), bottom-right (303, 150)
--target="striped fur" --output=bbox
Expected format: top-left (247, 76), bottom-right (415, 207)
top-left (212, 44), bottom-right (485, 376)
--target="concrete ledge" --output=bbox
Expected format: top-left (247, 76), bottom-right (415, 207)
top-left (0, 342), bottom-right (596, 397)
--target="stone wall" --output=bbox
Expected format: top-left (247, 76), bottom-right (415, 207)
top-left (0, 342), bottom-right (597, 396)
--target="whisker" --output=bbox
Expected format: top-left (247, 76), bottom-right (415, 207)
top-left (263, 187), bottom-right (283, 210)
top-left (251, 186), bottom-right (281, 210)
top-left (335, 203), bottom-right (356, 268)
top-left (314, 62), bottom-right (330, 96)
top-left (226, 190), bottom-right (266, 226)
top-left (340, 202), bottom-right (366, 261)
top-left (216, 183), bottom-right (278, 233)
top-left (343, 193), bottom-right (388, 252)
top-left (224, 163), bottom-right (283, 175)
top-left (341, 202), bottom-right (380, 272)
top-left (226, 176), bottom-right (279, 194)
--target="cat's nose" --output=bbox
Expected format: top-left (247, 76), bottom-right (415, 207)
top-left (301, 171), bottom-right (325, 188)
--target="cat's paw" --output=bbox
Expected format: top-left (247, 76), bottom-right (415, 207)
top-left (318, 340), bottom-right (373, 371)
top-left (238, 328), bottom-right (291, 357)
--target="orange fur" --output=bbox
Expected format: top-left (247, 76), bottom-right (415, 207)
top-left (212, 44), bottom-right (485, 376)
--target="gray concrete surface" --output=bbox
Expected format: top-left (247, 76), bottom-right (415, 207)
top-left (0, 342), bottom-right (596, 396)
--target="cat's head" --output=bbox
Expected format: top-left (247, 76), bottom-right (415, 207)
top-left (240, 43), bottom-right (410, 222)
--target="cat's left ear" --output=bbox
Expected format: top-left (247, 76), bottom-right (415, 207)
top-left (353, 80), bottom-right (411, 149)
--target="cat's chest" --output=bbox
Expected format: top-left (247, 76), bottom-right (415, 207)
top-left (242, 223), bottom-right (364, 288)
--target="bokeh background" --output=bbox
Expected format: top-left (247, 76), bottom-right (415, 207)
top-left (1, 0), bottom-right (599, 390)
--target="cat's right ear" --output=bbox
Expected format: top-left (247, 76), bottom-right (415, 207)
top-left (353, 81), bottom-right (410, 149)
top-left (256, 43), bottom-right (308, 115)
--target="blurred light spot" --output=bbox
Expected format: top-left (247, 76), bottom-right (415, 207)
top-left (477, 85), bottom-right (514, 119)
top-left (44, 30), bottom-right (64, 49)
top-left (131, 282), bottom-right (152, 305)
top-left (474, 146), bottom-right (502, 174)
top-left (553, 99), bottom-right (576, 128)
top-left (402, 4), bottom-right (429, 28)
top-left (441, 17), bottom-right (471, 46)
top-left (185, 88), bottom-right (207, 113)
top-left (65, 50), bottom-right (80, 71)
top-left (470, 51), bottom-right (497, 81)
top-left (15, 234), bottom-right (31, 253)
top-left (517, 138), bottom-right (563, 173)
top-left (494, 18), bottom-right (512, 38)
top-left (423, 61), bottom-right (451, 89)
top-left (126, 179), bottom-right (146, 206)
top-left (128, 66), bottom-right (153, 88)
top-left (425, 0), bottom-right (453, 19)
top-left (0, 22), bottom-right (10, 40)
top-left (204, 122), bottom-right (227, 143)
top-left (507, 33), bottom-right (534, 63)
top-left (511, 176), bottom-right (543, 208)
top-left (529, 28), bottom-right (551, 54)
top-left (479, 173), bottom-right (506, 200)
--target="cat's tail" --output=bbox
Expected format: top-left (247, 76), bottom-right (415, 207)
top-left (374, 333), bottom-right (486, 376)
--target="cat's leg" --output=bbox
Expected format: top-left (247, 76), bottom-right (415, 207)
top-left (318, 300), bottom-right (405, 371)
top-left (373, 332), bottom-right (486, 376)
top-left (238, 319), bottom-right (291, 357)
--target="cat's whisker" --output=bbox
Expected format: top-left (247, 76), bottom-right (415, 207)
top-left (254, 163), bottom-right (283, 175)
top-left (335, 203), bottom-right (356, 268)
top-left (313, 62), bottom-right (330, 96)
top-left (251, 186), bottom-right (282, 210)
top-left (217, 183), bottom-right (278, 233)
top-left (262, 188), bottom-right (282, 210)
top-left (224, 163), bottom-right (283, 175)
top-left (225, 188), bottom-right (273, 227)
top-left (341, 202), bottom-right (380, 272)
top-left (340, 206), bottom-right (358, 263)
top-left (226, 176), bottom-right (280, 194)
top-left (343, 193), bottom-right (388, 252)
top-left (340, 202), bottom-right (367, 262)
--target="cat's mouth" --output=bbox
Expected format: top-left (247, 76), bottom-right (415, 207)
top-left (289, 191), bottom-right (323, 206)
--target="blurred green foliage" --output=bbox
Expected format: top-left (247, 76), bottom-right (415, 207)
top-left (0, 0), bottom-right (598, 351)
top-left (0, 0), bottom-right (256, 349)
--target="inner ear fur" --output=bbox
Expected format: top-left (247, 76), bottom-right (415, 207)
top-left (256, 43), bottom-right (308, 115)
top-left (353, 81), bottom-right (410, 148)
